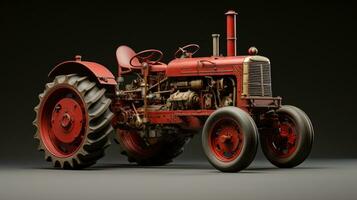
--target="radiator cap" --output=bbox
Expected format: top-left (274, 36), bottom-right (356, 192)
top-left (248, 47), bottom-right (258, 55)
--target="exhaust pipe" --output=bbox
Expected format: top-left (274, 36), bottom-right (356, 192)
top-left (225, 10), bottom-right (237, 56)
top-left (212, 34), bottom-right (220, 56)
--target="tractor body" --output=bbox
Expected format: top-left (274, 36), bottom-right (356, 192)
top-left (34, 10), bottom-right (314, 172)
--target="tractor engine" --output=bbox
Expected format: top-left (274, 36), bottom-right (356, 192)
top-left (113, 75), bottom-right (236, 132)
top-left (166, 90), bottom-right (200, 110)
top-left (166, 77), bottom-right (235, 110)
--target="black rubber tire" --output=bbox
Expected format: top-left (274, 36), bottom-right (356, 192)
top-left (33, 74), bottom-right (114, 169)
top-left (116, 129), bottom-right (190, 166)
top-left (260, 105), bottom-right (314, 168)
top-left (202, 106), bottom-right (259, 172)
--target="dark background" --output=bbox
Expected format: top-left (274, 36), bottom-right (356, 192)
top-left (0, 1), bottom-right (356, 165)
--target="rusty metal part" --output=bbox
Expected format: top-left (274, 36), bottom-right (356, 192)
top-left (170, 80), bottom-right (203, 90)
top-left (221, 94), bottom-right (233, 107)
top-left (153, 90), bottom-right (173, 94)
top-left (122, 88), bottom-right (142, 93)
top-left (140, 63), bottom-right (149, 124)
top-left (203, 93), bottom-right (213, 109)
top-left (212, 34), bottom-right (220, 56)
top-left (216, 78), bottom-right (224, 91)
top-left (114, 108), bottom-right (130, 126)
top-left (131, 103), bottom-right (143, 129)
top-left (149, 77), bottom-right (168, 91)
top-left (167, 90), bottom-right (200, 110)
top-left (228, 77), bottom-right (237, 106)
top-left (243, 96), bottom-right (282, 110)
top-left (148, 110), bottom-right (214, 124)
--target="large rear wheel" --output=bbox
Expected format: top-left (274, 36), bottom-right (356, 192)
top-left (260, 105), bottom-right (314, 168)
top-left (115, 128), bottom-right (190, 165)
top-left (202, 107), bottom-right (259, 172)
top-left (33, 74), bottom-right (114, 169)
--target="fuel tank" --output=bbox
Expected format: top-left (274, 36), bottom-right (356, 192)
top-left (166, 56), bottom-right (247, 77)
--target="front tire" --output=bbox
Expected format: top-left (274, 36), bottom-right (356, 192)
top-left (202, 107), bottom-right (259, 172)
top-left (33, 74), bottom-right (114, 169)
top-left (260, 105), bottom-right (314, 168)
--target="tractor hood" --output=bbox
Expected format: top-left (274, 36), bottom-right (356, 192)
top-left (166, 56), bottom-right (269, 77)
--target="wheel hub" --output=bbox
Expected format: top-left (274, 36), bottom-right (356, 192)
top-left (217, 127), bottom-right (239, 148)
top-left (211, 123), bottom-right (242, 162)
top-left (268, 121), bottom-right (298, 157)
top-left (61, 113), bottom-right (72, 129)
top-left (279, 123), bottom-right (296, 146)
top-left (51, 98), bottom-right (84, 143)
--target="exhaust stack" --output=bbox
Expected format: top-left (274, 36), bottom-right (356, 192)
top-left (225, 10), bottom-right (237, 56)
top-left (212, 34), bottom-right (220, 56)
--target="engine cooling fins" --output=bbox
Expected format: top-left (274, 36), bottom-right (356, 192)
top-left (33, 74), bottom-right (114, 169)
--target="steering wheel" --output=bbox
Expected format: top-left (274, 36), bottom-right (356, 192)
top-left (174, 44), bottom-right (200, 58)
top-left (129, 49), bottom-right (163, 68)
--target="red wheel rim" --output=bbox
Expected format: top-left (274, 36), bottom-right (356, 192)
top-left (208, 118), bottom-right (243, 162)
top-left (117, 129), bottom-right (159, 157)
top-left (39, 85), bottom-right (87, 158)
top-left (266, 117), bottom-right (298, 158)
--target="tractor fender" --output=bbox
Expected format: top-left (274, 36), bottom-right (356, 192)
top-left (48, 61), bottom-right (117, 86)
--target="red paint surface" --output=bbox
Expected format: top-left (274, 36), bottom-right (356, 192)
top-left (166, 56), bottom-right (246, 77)
top-left (208, 117), bottom-right (243, 162)
top-left (49, 61), bottom-right (116, 85)
top-left (266, 121), bottom-right (298, 158)
top-left (225, 10), bottom-right (237, 56)
top-left (39, 85), bottom-right (87, 158)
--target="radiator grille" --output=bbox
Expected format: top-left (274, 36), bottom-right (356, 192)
top-left (248, 62), bottom-right (272, 96)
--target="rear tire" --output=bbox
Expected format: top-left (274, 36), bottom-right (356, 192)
top-left (260, 105), bottom-right (314, 168)
top-left (202, 107), bottom-right (258, 172)
top-left (33, 74), bottom-right (114, 169)
top-left (115, 128), bottom-right (190, 166)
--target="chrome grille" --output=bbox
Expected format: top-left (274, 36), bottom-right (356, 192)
top-left (248, 62), bottom-right (272, 96)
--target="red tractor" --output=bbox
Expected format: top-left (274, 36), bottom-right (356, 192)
top-left (33, 10), bottom-right (314, 172)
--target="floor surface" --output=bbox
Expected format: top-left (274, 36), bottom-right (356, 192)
top-left (1, 159), bottom-right (356, 200)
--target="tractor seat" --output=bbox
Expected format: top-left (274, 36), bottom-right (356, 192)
top-left (116, 45), bottom-right (167, 73)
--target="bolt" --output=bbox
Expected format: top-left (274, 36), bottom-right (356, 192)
top-left (75, 55), bottom-right (82, 61)
top-left (55, 104), bottom-right (61, 112)
top-left (61, 113), bottom-right (72, 128)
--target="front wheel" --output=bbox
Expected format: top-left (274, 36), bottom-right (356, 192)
top-left (260, 105), bottom-right (314, 168)
top-left (202, 107), bottom-right (259, 172)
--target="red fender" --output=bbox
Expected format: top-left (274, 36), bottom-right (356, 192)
top-left (48, 61), bottom-right (117, 85)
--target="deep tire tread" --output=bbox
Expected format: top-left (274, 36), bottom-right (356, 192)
top-left (33, 74), bottom-right (114, 169)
